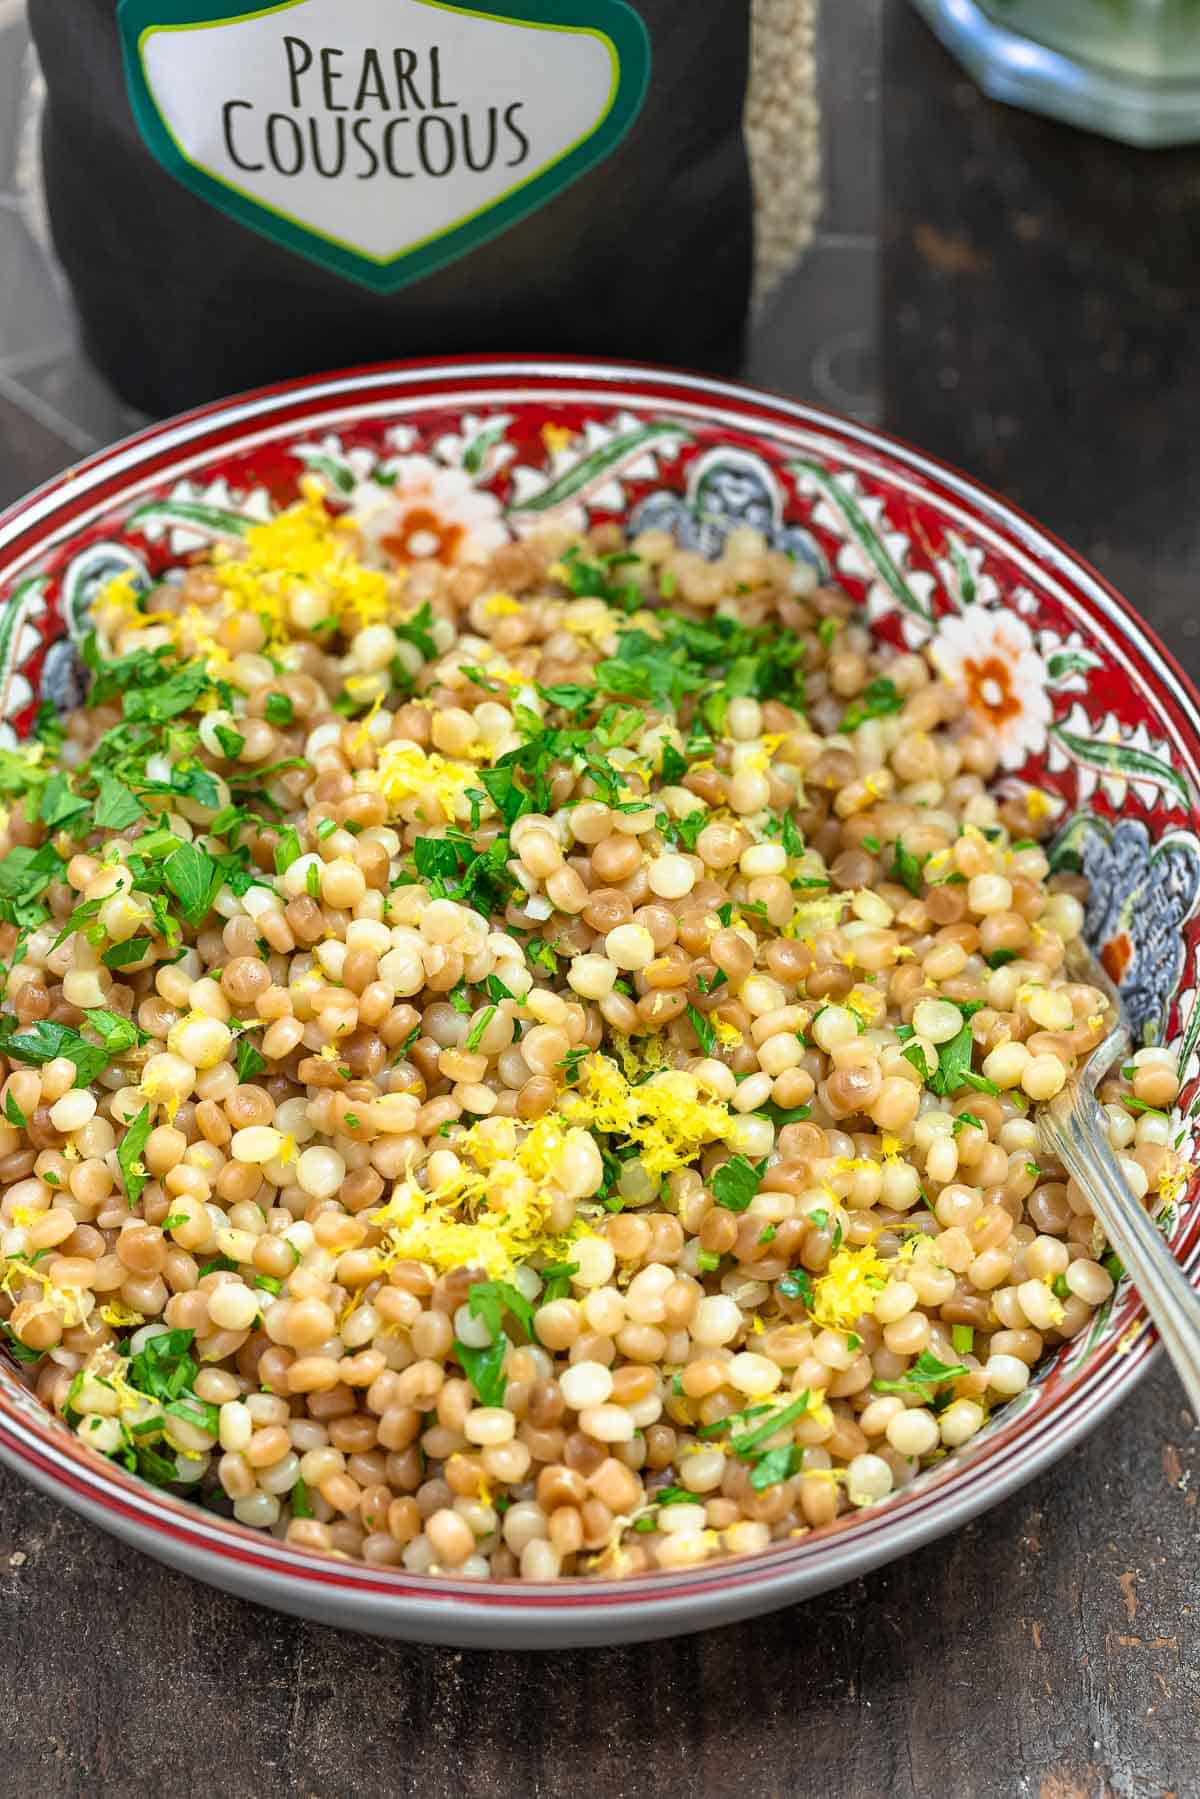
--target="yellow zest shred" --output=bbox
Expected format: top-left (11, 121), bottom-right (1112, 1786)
top-left (101, 1300), bottom-right (146, 1328)
top-left (1158, 1159), bottom-right (1192, 1206)
top-left (365, 1113), bottom-right (592, 1280)
top-left (560, 1055), bottom-right (735, 1177)
top-left (482, 591), bottom-right (523, 617)
top-left (367, 740), bottom-right (482, 824)
top-left (349, 691), bottom-right (384, 755)
top-left (212, 481), bottom-right (390, 643)
top-left (809, 1242), bottom-right (889, 1329)
top-left (783, 893), bottom-right (851, 940)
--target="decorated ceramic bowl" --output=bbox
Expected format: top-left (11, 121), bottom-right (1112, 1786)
top-left (0, 358), bottom-right (1196, 1648)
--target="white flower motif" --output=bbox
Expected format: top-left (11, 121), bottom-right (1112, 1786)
top-left (929, 605), bottom-right (1053, 769)
top-left (348, 457), bottom-right (509, 569)
top-left (430, 412), bottom-right (516, 480)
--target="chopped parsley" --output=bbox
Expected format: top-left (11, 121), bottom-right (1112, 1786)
top-left (871, 1350), bottom-right (968, 1403)
top-left (117, 1104), bottom-right (152, 1209)
top-left (712, 1153), bottom-right (767, 1213)
top-left (840, 676), bottom-right (904, 732)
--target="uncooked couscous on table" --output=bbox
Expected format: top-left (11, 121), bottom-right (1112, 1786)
top-left (0, 473), bottom-right (1182, 1581)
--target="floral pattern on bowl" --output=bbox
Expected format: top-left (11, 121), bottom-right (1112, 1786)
top-left (1051, 813), bottom-right (1200, 1041)
top-left (0, 359), bottom-right (1196, 1646)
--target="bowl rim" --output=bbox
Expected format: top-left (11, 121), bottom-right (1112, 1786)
top-left (0, 352), bottom-right (1194, 1639)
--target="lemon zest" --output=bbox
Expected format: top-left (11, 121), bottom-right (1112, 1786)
top-left (560, 1055), bottom-right (735, 1178)
top-left (809, 1242), bottom-right (889, 1329)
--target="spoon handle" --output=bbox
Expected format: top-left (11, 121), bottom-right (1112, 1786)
top-left (1039, 1084), bottom-right (1200, 1422)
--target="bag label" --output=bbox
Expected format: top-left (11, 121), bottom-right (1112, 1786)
top-left (118, 0), bottom-right (650, 292)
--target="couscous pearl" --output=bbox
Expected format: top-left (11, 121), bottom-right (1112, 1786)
top-left (48, 1090), bottom-right (97, 1134)
top-left (231, 1127), bottom-right (284, 1164)
top-left (691, 1296), bottom-right (743, 1346)
top-left (296, 1147), bottom-right (346, 1199)
top-left (968, 874), bottom-right (1013, 915)
top-left (207, 1282), bottom-right (260, 1332)
top-left (605, 924), bottom-right (655, 970)
top-left (939, 1400), bottom-right (986, 1447)
top-left (169, 1014), bottom-right (234, 1069)
top-left (579, 1405), bottom-right (634, 1443)
top-left (912, 999), bottom-right (963, 1045)
top-left (1021, 1055), bottom-right (1067, 1101)
top-left (464, 1408), bottom-right (516, 1446)
top-left (885, 1408), bottom-right (941, 1458)
top-left (846, 1454), bottom-right (894, 1507)
top-left (566, 954), bottom-right (618, 1000)
top-left (1027, 988), bottom-right (1075, 1031)
top-left (647, 855), bottom-right (696, 899)
top-left (985, 1354), bottom-right (1031, 1397)
top-left (560, 1362), bottom-right (614, 1410)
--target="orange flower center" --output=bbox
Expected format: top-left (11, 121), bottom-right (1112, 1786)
top-left (380, 506), bottom-right (464, 566)
top-left (963, 654), bottom-right (1021, 725)
top-left (1100, 932), bottom-right (1132, 985)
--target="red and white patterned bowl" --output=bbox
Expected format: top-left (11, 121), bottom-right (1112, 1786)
top-left (0, 357), bottom-right (1197, 1648)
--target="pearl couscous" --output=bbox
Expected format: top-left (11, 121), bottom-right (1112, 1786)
top-left (0, 483), bottom-right (1182, 1581)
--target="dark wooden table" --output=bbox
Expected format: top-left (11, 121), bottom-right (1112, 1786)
top-left (1, 13), bottom-right (1198, 1796)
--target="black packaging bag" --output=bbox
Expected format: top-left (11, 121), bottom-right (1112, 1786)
top-left (28, 0), bottom-right (753, 416)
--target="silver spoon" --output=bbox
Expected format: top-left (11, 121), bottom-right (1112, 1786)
top-left (1036, 938), bottom-right (1200, 1419)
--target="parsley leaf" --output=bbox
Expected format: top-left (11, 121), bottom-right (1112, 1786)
top-left (117, 1104), bottom-right (152, 1208)
top-left (889, 840), bottom-right (924, 897)
top-left (687, 1003), bottom-right (716, 1057)
top-left (840, 676), bottom-right (904, 732)
top-left (779, 1267), bottom-right (814, 1306)
top-left (273, 827), bottom-right (302, 875)
top-left (871, 1350), bottom-right (967, 1403)
top-left (729, 1392), bottom-right (812, 1457)
top-left (454, 1337), bottom-right (507, 1408)
top-left (39, 773), bottom-right (90, 833)
top-left (468, 1280), bottom-right (537, 1346)
top-left (538, 1262), bottom-right (579, 1303)
top-left (234, 1038), bottom-right (267, 1083)
top-left (94, 770), bottom-right (146, 831)
top-left (660, 743), bottom-right (688, 785)
top-left (163, 841), bottom-right (221, 927)
top-left (712, 1153), bottom-right (768, 1213)
top-left (0, 1017), bottom-right (113, 1087)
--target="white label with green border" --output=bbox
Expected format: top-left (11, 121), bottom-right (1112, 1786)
top-left (119, 0), bottom-right (651, 292)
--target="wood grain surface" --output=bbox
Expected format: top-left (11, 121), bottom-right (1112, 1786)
top-left (0, 11), bottom-right (1198, 1796)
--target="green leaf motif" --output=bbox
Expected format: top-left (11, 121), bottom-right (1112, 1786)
top-left (463, 420), bottom-right (509, 476)
top-left (293, 447), bottom-right (357, 495)
top-left (1045, 648), bottom-right (1103, 682)
top-left (946, 534), bottom-right (977, 607)
top-left (507, 422), bottom-right (689, 515)
top-left (61, 545), bottom-right (149, 644)
top-left (126, 498), bottom-right (254, 541)
top-left (1175, 989), bottom-right (1200, 1086)
top-left (790, 461), bottom-right (933, 624)
top-left (0, 577), bottom-right (49, 705)
top-left (1048, 723), bottom-right (1191, 809)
